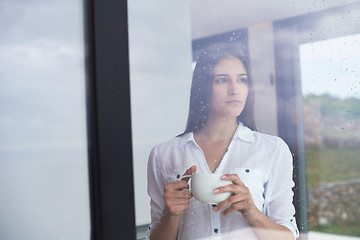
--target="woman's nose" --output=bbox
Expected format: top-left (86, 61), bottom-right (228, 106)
top-left (228, 81), bottom-right (239, 95)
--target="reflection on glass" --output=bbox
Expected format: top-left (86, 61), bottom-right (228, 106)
top-left (0, 0), bottom-right (90, 239)
top-left (128, 0), bottom-right (192, 230)
top-left (129, 1), bottom-right (360, 239)
top-left (300, 35), bottom-right (360, 237)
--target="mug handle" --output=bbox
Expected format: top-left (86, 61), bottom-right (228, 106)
top-left (179, 175), bottom-right (192, 192)
top-left (180, 174), bottom-right (192, 180)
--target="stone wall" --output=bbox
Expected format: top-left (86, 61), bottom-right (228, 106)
top-left (307, 178), bottom-right (360, 228)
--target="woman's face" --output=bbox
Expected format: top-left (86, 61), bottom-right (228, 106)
top-left (209, 56), bottom-right (249, 120)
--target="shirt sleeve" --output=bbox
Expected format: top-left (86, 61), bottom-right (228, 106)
top-left (263, 137), bottom-right (300, 239)
top-left (146, 145), bottom-right (165, 239)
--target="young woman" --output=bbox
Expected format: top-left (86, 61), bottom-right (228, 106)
top-left (146, 45), bottom-right (299, 240)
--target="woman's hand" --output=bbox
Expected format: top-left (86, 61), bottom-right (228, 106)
top-left (163, 165), bottom-right (197, 216)
top-left (212, 174), bottom-right (294, 240)
top-left (212, 174), bottom-right (257, 218)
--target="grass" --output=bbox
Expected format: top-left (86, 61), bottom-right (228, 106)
top-left (311, 224), bottom-right (360, 237)
top-left (305, 145), bottom-right (360, 188)
top-left (305, 145), bottom-right (360, 237)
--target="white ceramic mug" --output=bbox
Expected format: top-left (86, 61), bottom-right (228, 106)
top-left (181, 173), bottom-right (232, 204)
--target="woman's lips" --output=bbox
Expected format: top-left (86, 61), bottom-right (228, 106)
top-left (226, 100), bottom-right (241, 104)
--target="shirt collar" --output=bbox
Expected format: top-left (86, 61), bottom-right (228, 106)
top-left (233, 122), bottom-right (256, 143)
top-left (178, 122), bottom-right (255, 148)
top-left (178, 131), bottom-right (196, 148)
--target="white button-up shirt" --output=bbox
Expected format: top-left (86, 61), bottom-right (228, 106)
top-left (147, 123), bottom-right (299, 239)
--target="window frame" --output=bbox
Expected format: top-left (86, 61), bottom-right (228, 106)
top-left (85, 0), bottom-right (136, 239)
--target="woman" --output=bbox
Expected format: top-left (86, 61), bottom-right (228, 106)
top-left (147, 45), bottom-right (299, 240)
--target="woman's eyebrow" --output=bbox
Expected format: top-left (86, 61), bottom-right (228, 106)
top-left (213, 73), bottom-right (248, 77)
top-left (214, 74), bottom-right (229, 77)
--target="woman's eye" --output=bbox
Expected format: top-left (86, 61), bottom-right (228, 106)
top-left (216, 77), bottom-right (228, 83)
top-left (238, 77), bottom-right (248, 83)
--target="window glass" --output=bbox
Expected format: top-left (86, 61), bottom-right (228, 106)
top-left (300, 34), bottom-right (360, 237)
top-left (128, 1), bottom-right (360, 239)
top-left (0, 0), bottom-right (90, 239)
top-left (128, 0), bottom-right (192, 226)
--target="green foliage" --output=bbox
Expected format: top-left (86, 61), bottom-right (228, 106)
top-left (303, 94), bottom-right (360, 120)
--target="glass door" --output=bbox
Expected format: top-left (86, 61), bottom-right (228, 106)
top-left (300, 34), bottom-right (360, 237)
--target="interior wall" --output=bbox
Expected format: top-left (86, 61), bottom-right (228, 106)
top-left (248, 22), bottom-right (278, 135)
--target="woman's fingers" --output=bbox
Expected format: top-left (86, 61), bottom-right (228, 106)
top-left (165, 180), bottom-right (190, 192)
top-left (164, 181), bottom-right (192, 202)
top-left (181, 165), bottom-right (197, 182)
top-left (213, 192), bottom-right (249, 211)
top-left (165, 197), bottom-right (191, 207)
top-left (164, 188), bottom-right (192, 200)
top-left (214, 184), bottom-right (242, 195)
top-left (164, 188), bottom-right (192, 210)
top-left (163, 167), bottom-right (197, 216)
top-left (221, 174), bottom-right (245, 187)
top-left (212, 174), bottom-right (256, 216)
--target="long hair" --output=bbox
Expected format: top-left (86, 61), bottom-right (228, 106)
top-left (179, 44), bottom-right (257, 136)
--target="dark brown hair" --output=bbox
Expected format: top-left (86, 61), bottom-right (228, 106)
top-left (179, 44), bottom-right (257, 136)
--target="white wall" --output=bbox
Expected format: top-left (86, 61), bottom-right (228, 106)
top-left (191, 0), bottom-right (360, 39)
top-left (248, 22), bottom-right (279, 135)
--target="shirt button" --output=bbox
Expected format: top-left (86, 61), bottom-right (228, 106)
top-left (245, 169), bottom-right (250, 173)
top-left (176, 174), bottom-right (180, 179)
top-left (214, 228), bottom-right (218, 233)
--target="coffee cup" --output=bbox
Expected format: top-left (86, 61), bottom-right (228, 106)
top-left (181, 173), bottom-right (232, 204)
